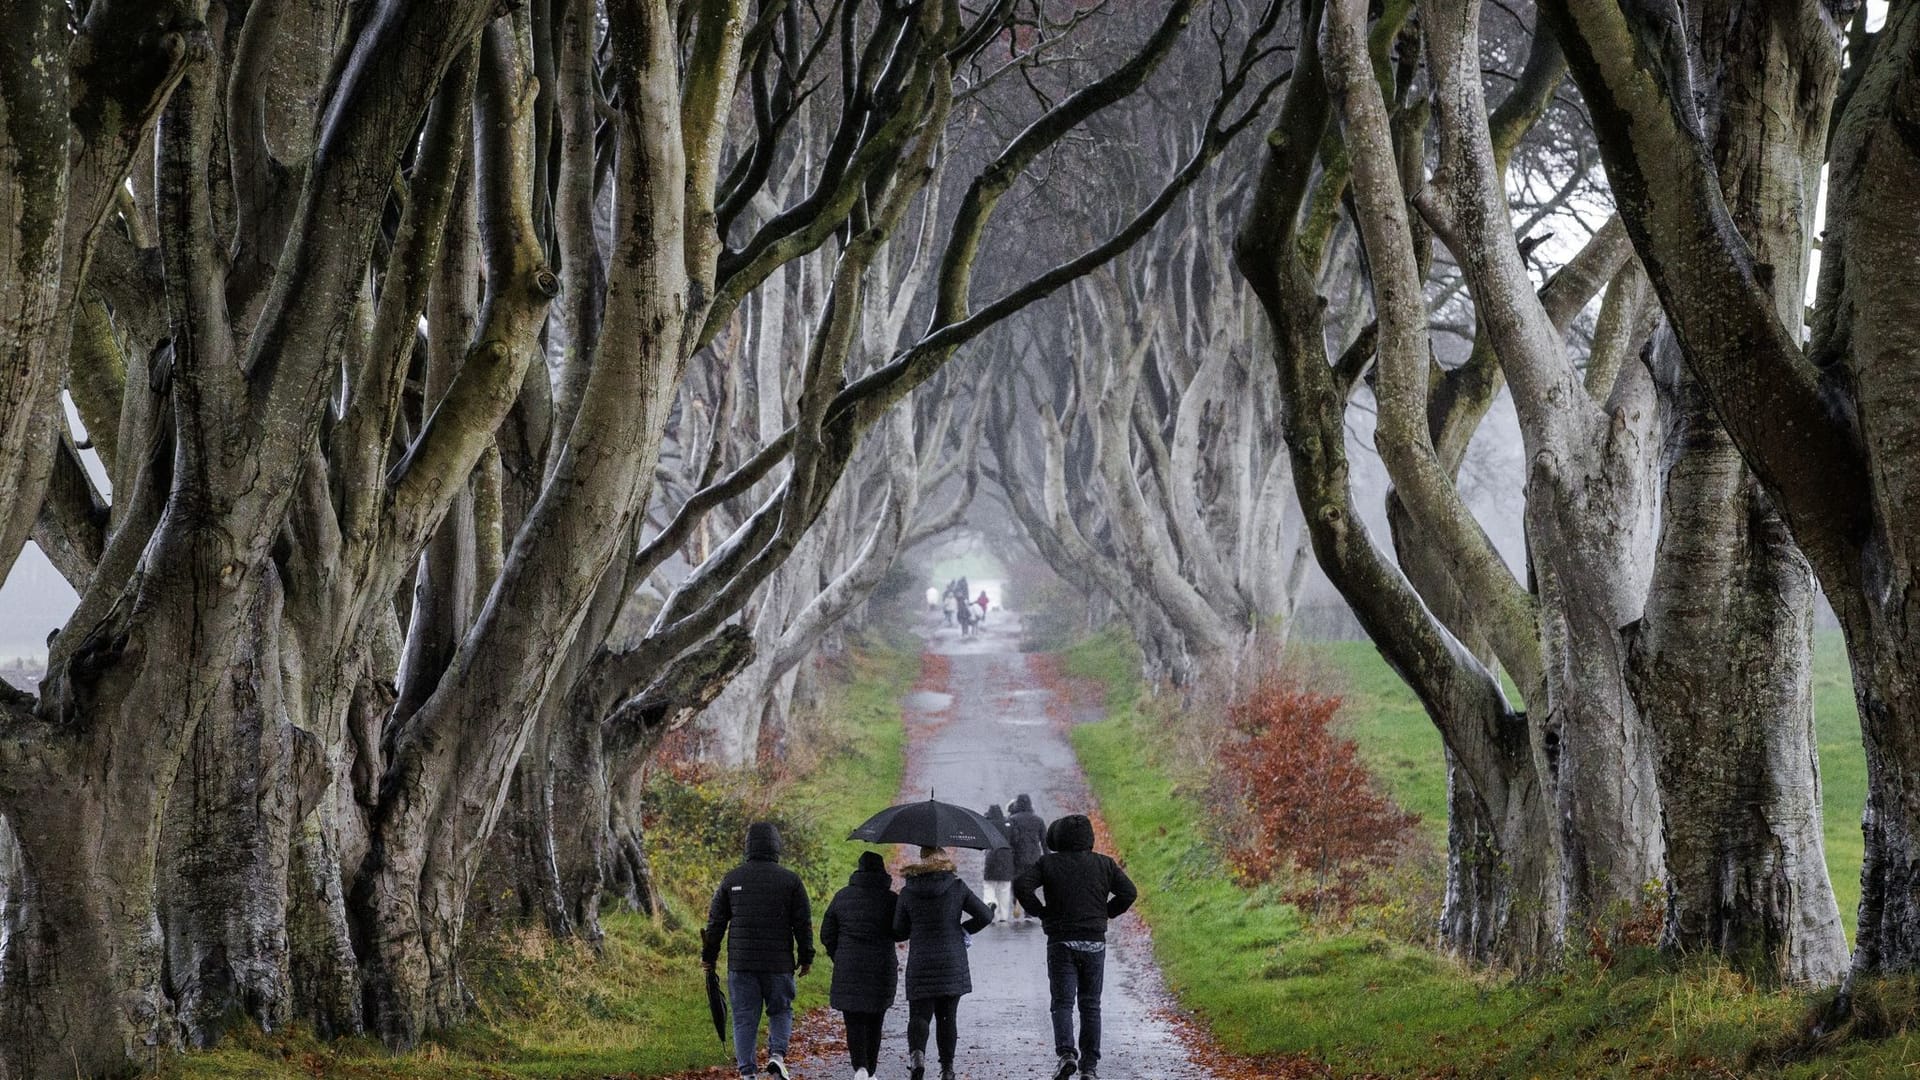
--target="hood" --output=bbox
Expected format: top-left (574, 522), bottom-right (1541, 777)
top-left (1046, 814), bottom-right (1095, 853)
top-left (985, 804), bottom-right (1003, 820)
top-left (849, 869), bottom-right (894, 891)
top-left (745, 822), bottom-right (783, 861)
top-left (858, 850), bottom-right (887, 875)
top-left (1009, 794), bottom-right (1034, 815)
top-left (902, 852), bottom-right (957, 878)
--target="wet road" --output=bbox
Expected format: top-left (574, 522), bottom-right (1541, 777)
top-left (836, 610), bottom-right (1217, 1080)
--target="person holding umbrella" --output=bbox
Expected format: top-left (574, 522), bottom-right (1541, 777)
top-left (846, 796), bottom-right (1008, 1080)
top-left (702, 822), bottom-right (814, 1080)
top-left (820, 851), bottom-right (897, 1080)
top-left (893, 845), bottom-right (995, 1080)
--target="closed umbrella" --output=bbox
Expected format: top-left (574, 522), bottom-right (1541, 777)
top-left (848, 795), bottom-right (1011, 850)
top-left (705, 966), bottom-right (728, 1044)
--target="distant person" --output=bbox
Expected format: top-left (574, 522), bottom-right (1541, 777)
top-left (982, 804), bottom-right (1016, 922)
top-left (925, 585), bottom-right (940, 612)
top-left (941, 593), bottom-right (956, 626)
top-left (893, 846), bottom-right (995, 1080)
top-left (956, 598), bottom-right (975, 637)
top-left (821, 851), bottom-right (897, 1080)
top-left (1013, 814), bottom-right (1139, 1080)
top-left (974, 590), bottom-right (991, 623)
top-left (1005, 794), bottom-right (1047, 918)
top-left (703, 822), bottom-right (814, 1080)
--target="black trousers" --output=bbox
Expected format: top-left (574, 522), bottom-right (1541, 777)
top-left (906, 994), bottom-right (960, 1065)
top-left (1047, 942), bottom-right (1106, 1068)
top-left (842, 1009), bottom-right (884, 1072)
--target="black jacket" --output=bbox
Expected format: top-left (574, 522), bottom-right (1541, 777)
top-left (891, 854), bottom-right (994, 1000)
top-left (1006, 794), bottom-right (1047, 875)
top-left (821, 869), bottom-right (899, 1013)
top-left (703, 823), bottom-right (816, 973)
top-left (983, 806), bottom-right (1016, 881)
top-left (1012, 815), bottom-right (1137, 942)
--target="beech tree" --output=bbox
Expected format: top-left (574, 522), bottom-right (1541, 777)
top-left (1541, 0), bottom-right (1920, 984)
top-left (1235, 0), bottom-right (1845, 980)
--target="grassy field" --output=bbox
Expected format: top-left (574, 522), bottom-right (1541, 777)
top-left (1065, 628), bottom-right (1920, 1078)
top-left (168, 635), bottom-right (919, 1079)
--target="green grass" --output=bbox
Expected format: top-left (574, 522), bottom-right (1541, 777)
top-left (1067, 628), bottom-right (1920, 1078)
top-left (167, 633), bottom-right (920, 1080)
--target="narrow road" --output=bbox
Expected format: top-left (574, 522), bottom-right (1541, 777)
top-left (848, 607), bottom-right (1217, 1080)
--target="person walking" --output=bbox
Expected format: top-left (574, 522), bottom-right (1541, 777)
top-left (702, 822), bottom-right (815, 1080)
top-left (892, 846), bottom-right (995, 1080)
top-left (941, 593), bottom-right (955, 627)
top-left (1005, 794), bottom-right (1047, 919)
top-left (925, 585), bottom-right (940, 613)
top-left (974, 589), bottom-right (990, 624)
top-left (821, 851), bottom-right (897, 1080)
top-left (981, 805), bottom-right (1016, 921)
top-left (956, 598), bottom-right (974, 638)
top-left (1013, 815), bottom-right (1138, 1080)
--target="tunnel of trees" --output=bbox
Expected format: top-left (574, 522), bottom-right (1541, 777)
top-left (3, 0), bottom-right (1920, 1076)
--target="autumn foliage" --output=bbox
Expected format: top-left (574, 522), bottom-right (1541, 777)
top-left (1212, 676), bottom-right (1419, 912)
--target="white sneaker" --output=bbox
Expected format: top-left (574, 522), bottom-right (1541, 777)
top-left (766, 1055), bottom-right (791, 1079)
top-left (853, 1071), bottom-right (871, 1080)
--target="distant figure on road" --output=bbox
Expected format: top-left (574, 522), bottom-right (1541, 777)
top-left (956, 597), bottom-right (975, 637)
top-left (1013, 815), bottom-right (1139, 1080)
top-left (981, 804), bottom-right (1016, 921)
top-left (821, 850), bottom-right (897, 1080)
top-left (941, 593), bottom-right (956, 626)
top-left (894, 846), bottom-right (996, 1080)
top-left (1005, 794), bottom-right (1047, 918)
top-left (925, 585), bottom-right (940, 612)
top-left (702, 822), bottom-right (814, 1080)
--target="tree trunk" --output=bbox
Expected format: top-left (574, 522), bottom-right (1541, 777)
top-left (1845, 610), bottom-right (1920, 976)
top-left (607, 758), bottom-right (662, 919)
top-left (158, 574), bottom-right (324, 1045)
top-left (1438, 750), bottom-right (1561, 969)
top-left (1631, 376), bottom-right (1844, 983)
top-left (1, 796), bottom-right (163, 1078)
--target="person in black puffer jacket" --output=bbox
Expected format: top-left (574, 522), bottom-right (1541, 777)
top-left (1013, 814), bottom-right (1137, 1080)
top-left (1005, 794), bottom-right (1047, 919)
top-left (702, 822), bottom-right (815, 1079)
top-left (982, 804), bottom-right (1016, 922)
top-left (893, 846), bottom-right (994, 1080)
top-left (821, 851), bottom-right (897, 1080)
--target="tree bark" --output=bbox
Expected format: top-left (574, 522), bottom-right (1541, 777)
top-left (158, 572), bottom-right (326, 1046)
top-left (1621, 0), bottom-right (1845, 985)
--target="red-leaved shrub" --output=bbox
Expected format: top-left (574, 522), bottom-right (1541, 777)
top-left (1212, 676), bottom-right (1419, 914)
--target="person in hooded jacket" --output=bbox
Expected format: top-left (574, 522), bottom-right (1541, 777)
top-left (1004, 794), bottom-right (1047, 918)
top-left (981, 804), bottom-right (1016, 921)
top-left (821, 851), bottom-right (897, 1080)
top-left (702, 822), bottom-right (814, 1080)
top-left (892, 846), bottom-right (995, 1080)
top-left (1013, 814), bottom-right (1138, 1080)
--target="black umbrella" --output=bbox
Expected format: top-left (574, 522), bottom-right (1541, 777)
top-left (705, 966), bottom-right (728, 1044)
top-left (848, 795), bottom-right (1011, 850)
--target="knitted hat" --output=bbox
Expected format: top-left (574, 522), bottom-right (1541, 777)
top-left (858, 850), bottom-right (886, 874)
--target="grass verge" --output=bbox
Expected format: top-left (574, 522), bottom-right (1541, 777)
top-left (166, 631), bottom-right (919, 1079)
top-left (1064, 628), bottom-right (1920, 1079)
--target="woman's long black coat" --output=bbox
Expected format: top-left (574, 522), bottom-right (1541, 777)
top-left (821, 868), bottom-right (899, 1014)
top-left (893, 859), bottom-right (994, 1001)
